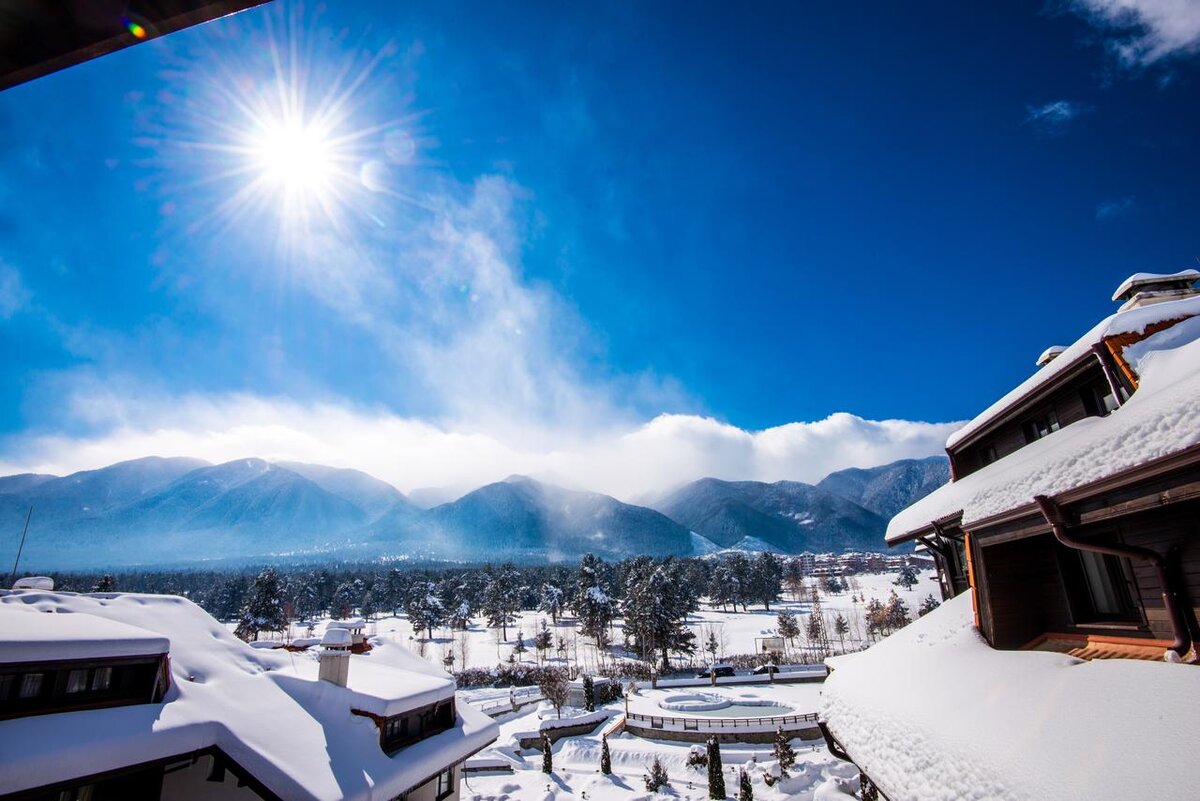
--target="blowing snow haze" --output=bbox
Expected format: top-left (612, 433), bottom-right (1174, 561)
top-left (0, 456), bottom-right (948, 568)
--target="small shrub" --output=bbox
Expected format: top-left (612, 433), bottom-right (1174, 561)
top-left (644, 756), bottom-right (670, 792)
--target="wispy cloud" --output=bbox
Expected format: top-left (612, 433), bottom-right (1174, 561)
top-left (1025, 100), bottom-right (1092, 132)
top-left (1095, 195), bottom-right (1135, 220)
top-left (1069, 0), bottom-right (1200, 65)
top-left (0, 7), bottom-right (966, 501)
top-left (0, 261), bottom-right (30, 319)
top-left (0, 390), bottom-right (961, 501)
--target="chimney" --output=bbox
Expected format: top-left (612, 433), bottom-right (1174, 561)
top-left (1036, 346), bottom-right (1066, 367)
top-left (318, 627), bottom-right (352, 687)
top-left (1112, 269), bottom-right (1200, 312)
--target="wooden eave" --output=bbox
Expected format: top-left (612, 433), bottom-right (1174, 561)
top-left (0, 0), bottom-right (270, 91)
top-left (947, 352), bottom-right (1098, 454)
top-left (967, 441), bottom-right (1200, 539)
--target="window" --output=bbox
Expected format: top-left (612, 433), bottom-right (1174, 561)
top-left (91, 666), bottom-right (113, 691)
top-left (381, 699), bottom-right (455, 753)
top-left (1059, 546), bottom-right (1140, 624)
top-left (1080, 383), bottom-right (1118, 418)
top-left (436, 767), bottom-right (454, 800)
top-left (66, 669), bottom-right (89, 694)
top-left (19, 673), bottom-right (44, 698)
top-left (979, 444), bottom-right (998, 467)
top-left (1023, 409), bottom-right (1060, 443)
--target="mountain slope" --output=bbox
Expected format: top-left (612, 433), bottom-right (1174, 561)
top-left (277, 461), bottom-right (411, 520)
top-left (816, 456), bottom-right (950, 520)
top-left (654, 478), bottom-right (889, 553)
top-left (374, 475), bottom-right (694, 561)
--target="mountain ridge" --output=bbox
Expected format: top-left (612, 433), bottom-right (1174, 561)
top-left (0, 456), bottom-right (949, 568)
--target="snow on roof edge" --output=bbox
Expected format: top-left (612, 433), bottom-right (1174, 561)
top-left (945, 293), bottom-right (1200, 451)
top-left (890, 328), bottom-right (1200, 542)
top-left (1111, 268), bottom-right (1200, 302)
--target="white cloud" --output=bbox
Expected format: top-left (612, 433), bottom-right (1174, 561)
top-left (1025, 100), bottom-right (1091, 131)
top-left (1070, 0), bottom-right (1200, 64)
top-left (0, 391), bottom-right (961, 502)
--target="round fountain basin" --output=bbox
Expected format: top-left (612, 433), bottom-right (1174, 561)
top-left (657, 692), bottom-right (793, 717)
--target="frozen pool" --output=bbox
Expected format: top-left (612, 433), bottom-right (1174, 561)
top-left (657, 692), bottom-right (793, 717)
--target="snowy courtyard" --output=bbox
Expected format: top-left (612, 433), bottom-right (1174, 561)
top-left (459, 694), bottom-right (860, 801)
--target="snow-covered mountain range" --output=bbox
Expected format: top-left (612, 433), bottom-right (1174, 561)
top-left (0, 456), bottom-right (948, 568)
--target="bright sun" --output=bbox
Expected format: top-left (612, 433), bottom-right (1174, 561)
top-left (252, 119), bottom-right (336, 192)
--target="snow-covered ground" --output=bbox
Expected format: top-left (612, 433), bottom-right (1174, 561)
top-left (278, 570), bottom-right (940, 675)
top-left (462, 698), bottom-right (861, 801)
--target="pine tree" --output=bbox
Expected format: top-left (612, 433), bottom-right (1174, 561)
top-left (541, 733), bottom-right (553, 773)
top-left (751, 552), bottom-right (783, 610)
top-left (535, 619), bottom-right (554, 663)
top-left (772, 727), bottom-right (796, 777)
top-left (331, 582), bottom-right (359, 619)
top-left (91, 574), bottom-right (116, 592)
top-left (620, 557), bottom-right (698, 671)
top-left (894, 565), bottom-right (919, 590)
top-left (806, 609), bottom-right (825, 655)
top-left (918, 593), bottom-right (941, 617)
top-left (574, 554), bottom-right (615, 642)
top-left (235, 567), bottom-right (288, 642)
top-left (644, 756), bottom-right (669, 792)
top-left (738, 769), bottom-right (753, 801)
top-left (583, 674), bottom-right (595, 712)
top-left (403, 582), bottom-right (445, 640)
top-left (776, 610), bottom-right (800, 646)
top-left (600, 734), bottom-right (612, 775)
top-left (481, 564), bottom-right (521, 641)
top-left (512, 629), bottom-right (528, 661)
top-left (832, 613), bottom-right (849, 653)
top-left (538, 582), bottom-right (566, 624)
top-left (707, 737), bottom-right (726, 799)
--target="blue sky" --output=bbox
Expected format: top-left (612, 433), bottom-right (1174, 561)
top-left (0, 0), bottom-right (1198, 497)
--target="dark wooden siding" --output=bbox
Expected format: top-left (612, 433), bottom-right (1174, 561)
top-left (975, 534), bottom-right (1074, 648)
top-left (954, 363), bottom-right (1111, 478)
top-left (1076, 499), bottom-right (1200, 642)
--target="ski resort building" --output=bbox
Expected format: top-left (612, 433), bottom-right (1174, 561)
top-left (819, 271), bottom-right (1200, 800)
top-left (0, 589), bottom-right (498, 801)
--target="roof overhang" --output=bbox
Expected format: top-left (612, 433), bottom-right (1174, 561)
top-left (0, 0), bottom-right (270, 91)
top-left (894, 441), bottom-right (1200, 547)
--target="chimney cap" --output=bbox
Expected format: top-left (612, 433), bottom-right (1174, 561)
top-left (1112, 269), bottom-right (1200, 303)
top-left (321, 628), bottom-right (352, 648)
top-left (1036, 346), bottom-right (1067, 367)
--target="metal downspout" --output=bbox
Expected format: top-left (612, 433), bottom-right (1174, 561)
top-left (1033, 494), bottom-right (1192, 660)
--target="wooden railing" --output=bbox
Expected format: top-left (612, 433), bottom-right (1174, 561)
top-left (626, 711), bottom-right (819, 730)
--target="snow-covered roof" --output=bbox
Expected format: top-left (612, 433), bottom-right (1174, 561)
top-left (944, 293), bottom-right (1200, 451)
top-left (820, 593), bottom-right (1200, 801)
top-left (0, 604), bottom-right (169, 664)
top-left (0, 590), bottom-right (497, 800)
top-left (889, 315), bottom-right (1200, 542)
top-left (329, 617), bottom-right (366, 629)
top-left (1111, 268), bottom-right (1200, 302)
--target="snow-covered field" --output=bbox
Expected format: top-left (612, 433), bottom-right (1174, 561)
top-left (281, 570), bottom-right (940, 675)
